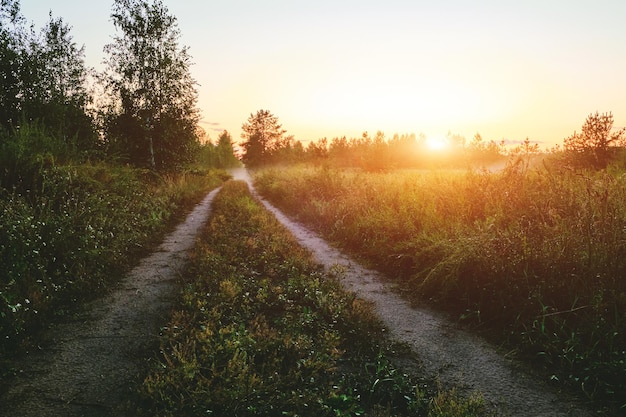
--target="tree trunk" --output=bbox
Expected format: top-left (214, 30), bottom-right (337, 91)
top-left (149, 136), bottom-right (156, 170)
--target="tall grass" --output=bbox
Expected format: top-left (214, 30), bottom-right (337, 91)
top-left (139, 180), bottom-right (489, 417)
top-left (0, 162), bottom-right (225, 358)
top-left (255, 164), bottom-right (626, 413)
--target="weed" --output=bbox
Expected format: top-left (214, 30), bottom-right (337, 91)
top-left (140, 180), bottom-right (484, 417)
top-left (254, 164), bottom-right (626, 413)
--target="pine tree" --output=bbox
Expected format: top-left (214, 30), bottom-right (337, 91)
top-left (240, 109), bottom-right (286, 167)
top-left (564, 112), bottom-right (626, 169)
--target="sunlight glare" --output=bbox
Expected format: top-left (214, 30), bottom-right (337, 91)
top-left (425, 136), bottom-right (449, 152)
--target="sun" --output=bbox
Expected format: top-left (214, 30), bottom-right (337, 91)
top-left (425, 136), bottom-right (449, 151)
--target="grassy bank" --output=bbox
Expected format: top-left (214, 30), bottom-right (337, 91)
top-left (254, 164), bottom-right (626, 414)
top-left (139, 180), bottom-right (487, 417)
top-left (0, 163), bottom-right (226, 358)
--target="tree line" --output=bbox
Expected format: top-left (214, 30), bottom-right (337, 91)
top-left (0, 0), bottom-right (237, 188)
top-left (239, 109), bottom-right (626, 171)
top-left (238, 110), bottom-right (507, 170)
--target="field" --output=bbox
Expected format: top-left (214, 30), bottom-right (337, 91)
top-left (254, 163), bottom-right (626, 413)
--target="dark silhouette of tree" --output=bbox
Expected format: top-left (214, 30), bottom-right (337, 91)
top-left (215, 130), bottom-right (240, 168)
top-left (0, 0), bottom-right (24, 131)
top-left (0, 0), bottom-right (96, 190)
top-left (192, 130), bottom-right (238, 169)
top-left (36, 13), bottom-right (95, 150)
top-left (361, 131), bottom-right (390, 171)
top-left (306, 137), bottom-right (328, 161)
top-left (0, 1), bottom-right (94, 149)
top-left (102, 0), bottom-right (200, 171)
top-left (564, 112), bottom-right (626, 169)
top-left (240, 109), bottom-right (286, 167)
top-left (271, 135), bottom-right (304, 163)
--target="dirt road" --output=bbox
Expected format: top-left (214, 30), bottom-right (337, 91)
top-left (0, 188), bottom-right (221, 417)
top-left (231, 168), bottom-right (593, 417)
top-left (0, 169), bottom-right (595, 416)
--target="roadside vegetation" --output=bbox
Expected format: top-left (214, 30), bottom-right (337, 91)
top-left (0, 148), bottom-right (227, 358)
top-left (254, 157), bottom-right (626, 414)
top-left (139, 180), bottom-right (489, 417)
top-left (3, 0), bottom-right (624, 413)
top-left (1, 0), bottom-right (238, 374)
top-left (243, 111), bottom-right (626, 415)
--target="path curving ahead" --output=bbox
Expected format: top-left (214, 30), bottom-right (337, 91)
top-left (232, 167), bottom-right (593, 417)
top-left (0, 188), bottom-right (222, 417)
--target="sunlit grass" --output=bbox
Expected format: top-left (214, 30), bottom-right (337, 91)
top-left (254, 163), bottom-right (626, 413)
top-left (139, 180), bottom-right (489, 417)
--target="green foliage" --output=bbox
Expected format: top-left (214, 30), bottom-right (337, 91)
top-left (255, 164), bottom-right (626, 413)
top-left (140, 180), bottom-right (485, 416)
top-left (0, 1), bottom-right (96, 149)
top-left (102, 0), bottom-right (200, 172)
top-left (0, 162), bottom-right (224, 356)
top-left (428, 390), bottom-right (488, 417)
top-left (192, 130), bottom-right (241, 169)
top-left (0, 119), bottom-right (98, 194)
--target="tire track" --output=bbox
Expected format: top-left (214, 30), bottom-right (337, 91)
top-left (232, 167), bottom-right (592, 417)
top-left (0, 188), bottom-right (221, 417)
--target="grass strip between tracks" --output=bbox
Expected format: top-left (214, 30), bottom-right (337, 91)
top-left (139, 180), bottom-right (488, 417)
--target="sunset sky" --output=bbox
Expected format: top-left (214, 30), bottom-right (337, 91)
top-left (21, 0), bottom-right (626, 148)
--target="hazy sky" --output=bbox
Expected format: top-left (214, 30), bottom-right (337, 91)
top-left (20, 0), bottom-right (626, 147)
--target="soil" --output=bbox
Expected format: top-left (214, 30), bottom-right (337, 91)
top-left (0, 168), bottom-right (596, 417)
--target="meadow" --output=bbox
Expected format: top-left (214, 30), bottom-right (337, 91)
top-left (254, 161), bottom-right (626, 413)
top-left (139, 180), bottom-right (488, 417)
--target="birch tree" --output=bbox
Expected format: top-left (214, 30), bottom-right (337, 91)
top-left (103, 0), bottom-right (199, 171)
